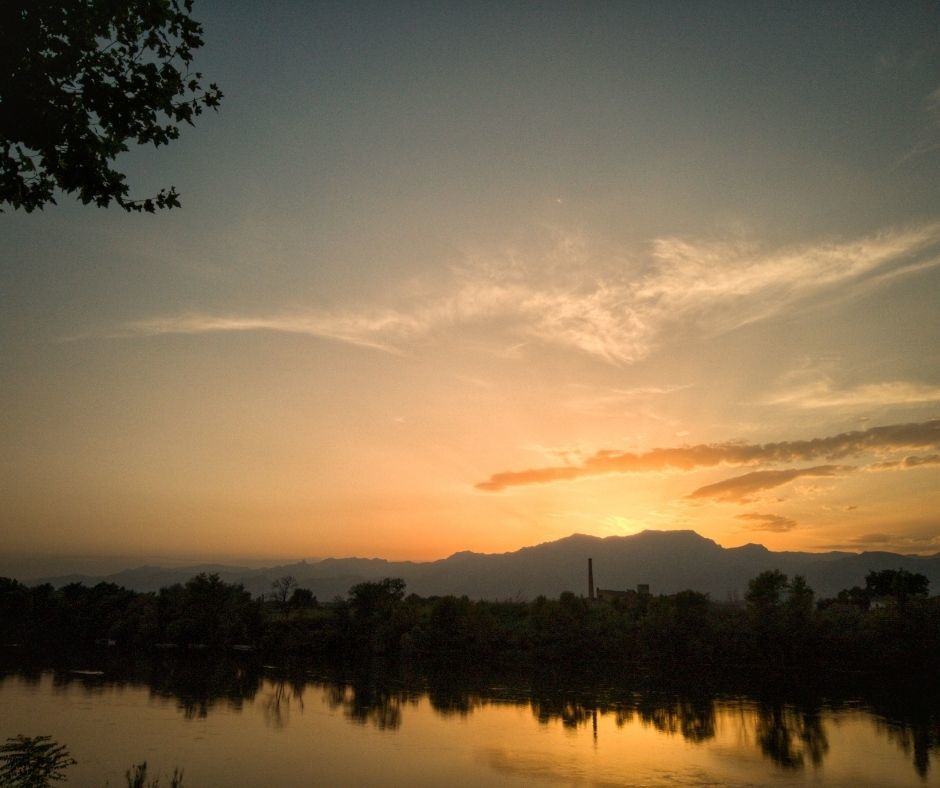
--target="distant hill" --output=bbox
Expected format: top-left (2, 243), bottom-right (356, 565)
top-left (25, 530), bottom-right (940, 601)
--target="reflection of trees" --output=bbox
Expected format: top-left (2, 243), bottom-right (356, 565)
top-left (6, 655), bottom-right (939, 782)
top-left (19, 655), bottom-right (264, 720)
top-left (525, 690), bottom-right (717, 743)
top-left (426, 684), bottom-right (479, 717)
top-left (147, 656), bottom-right (262, 720)
top-left (881, 722), bottom-right (932, 779)
top-left (262, 677), bottom-right (306, 729)
top-left (872, 705), bottom-right (940, 780)
top-left (754, 703), bottom-right (828, 770)
top-left (633, 696), bottom-right (716, 743)
top-left (530, 697), bottom-right (594, 730)
top-left (322, 679), bottom-right (413, 731)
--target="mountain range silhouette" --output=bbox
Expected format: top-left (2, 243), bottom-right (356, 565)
top-left (29, 530), bottom-right (940, 600)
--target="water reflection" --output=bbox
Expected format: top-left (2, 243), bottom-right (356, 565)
top-left (322, 679), bottom-right (417, 730)
top-left (753, 702), bottom-right (829, 770)
top-left (2, 657), bottom-right (939, 782)
top-left (628, 694), bottom-right (716, 742)
top-left (874, 704), bottom-right (940, 780)
top-left (262, 676), bottom-right (306, 729)
top-left (146, 656), bottom-right (263, 719)
top-left (883, 720), bottom-right (931, 779)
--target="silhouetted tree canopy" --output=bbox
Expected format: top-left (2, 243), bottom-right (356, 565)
top-left (0, 735), bottom-right (76, 786)
top-left (786, 575), bottom-right (814, 618)
top-left (3, 570), bottom-right (940, 685)
top-left (745, 569), bottom-right (789, 613)
top-left (865, 569), bottom-right (929, 603)
top-left (288, 587), bottom-right (316, 610)
top-left (0, 0), bottom-right (221, 212)
top-left (271, 575), bottom-right (297, 609)
top-left (348, 578), bottom-right (406, 619)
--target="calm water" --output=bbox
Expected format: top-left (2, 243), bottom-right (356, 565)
top-left (1, 660), bottom-right (938, 786)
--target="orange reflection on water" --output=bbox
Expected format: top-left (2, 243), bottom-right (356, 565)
top-left (0, 672), bottom-right (936, 786)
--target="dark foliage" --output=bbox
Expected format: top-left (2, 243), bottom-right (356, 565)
top-left (2, 570), bottom-right (938, 685)
top-left (0, 735), bottom-right (75, 787)
top-left (866, 568), bottom-right (929, 603)
top-left (0, 0), bottom-right (221, 212)
top-left (126, 760), bottom-right (184, 788)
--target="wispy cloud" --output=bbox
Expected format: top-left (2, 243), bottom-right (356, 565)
top-left (104, 223), bottom-right (940, 364)
top-left (736, 513), bottom-right (799, 532)
top-left (636, 225), bottom-right (940, 335)
top-left (848, 533), bottom-right (894, 545)
top-left (476, 419), bottom-right (940, 491)
top-left (689, 466), bottom-right (849, 503)
top-left (868, 453), bottom-right (940, 471)
top-left (769, 379), bottom-right (940, 409)
top-left (895, 86), bottom-right (940, 167)
top-left (113, 312), bottom-right (423, 353)
top-left (563, 383), bottom-right (691, 415)
top-left (821, 529), bottom-right (940, 554)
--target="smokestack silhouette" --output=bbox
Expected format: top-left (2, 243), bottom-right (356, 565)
top-left (588, 557), bottom-right (595, 600)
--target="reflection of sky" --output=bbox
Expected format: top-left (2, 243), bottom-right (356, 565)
top-left (1, 672), bottom-right (936, 786)
top-left (2, 3), bottom-right (940, 565)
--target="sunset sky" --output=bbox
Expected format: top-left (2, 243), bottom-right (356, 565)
top-left (2, 2), bottom-right (940, 573)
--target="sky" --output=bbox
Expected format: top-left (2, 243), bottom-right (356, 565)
top-left (2, 1), bottom-right (940, 573)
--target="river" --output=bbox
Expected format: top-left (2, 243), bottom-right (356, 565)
top-left (1, 657), bottom-right (937, 786)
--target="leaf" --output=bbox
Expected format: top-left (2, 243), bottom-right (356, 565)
top-left (0, 1), bottom-right (221, 212)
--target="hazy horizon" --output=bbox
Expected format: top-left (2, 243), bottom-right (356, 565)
top-left (7, 526), bottom-right (940, 584)
top-left (3, 2), bottom-right (939, 566)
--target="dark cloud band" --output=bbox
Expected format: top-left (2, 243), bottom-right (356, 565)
top-left (690, 466), bottom-right (848, 502)
top-left (476, 419), bottom-right (940, 491)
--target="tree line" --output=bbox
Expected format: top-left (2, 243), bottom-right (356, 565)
top-left (1, 568), bottom-right (937, 680)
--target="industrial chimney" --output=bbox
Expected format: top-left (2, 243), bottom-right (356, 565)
top-left (588, 557), bottom-right (595, 600)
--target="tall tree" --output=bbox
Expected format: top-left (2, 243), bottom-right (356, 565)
top-left (865, 569), bottom-right (929, 604)
top-left (746, 569), bottom-right (789, 615)
top-left (0, 0), bottom-right (221, 212)
top-left (271, 575), bottom-right (298, 612)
